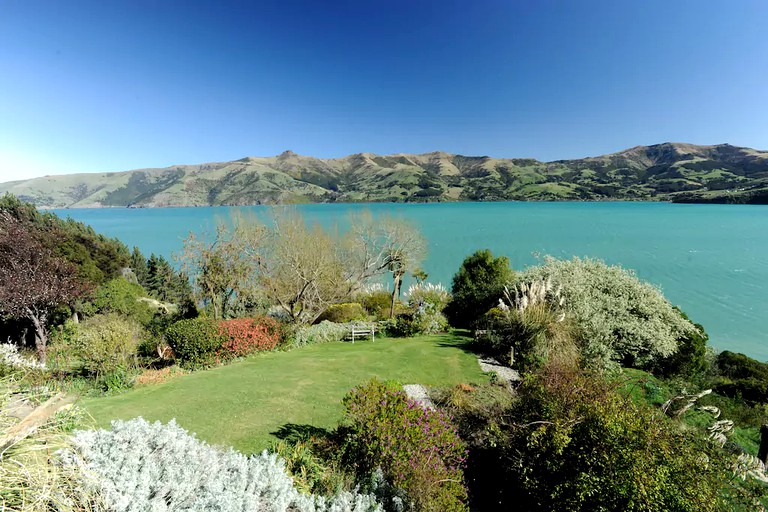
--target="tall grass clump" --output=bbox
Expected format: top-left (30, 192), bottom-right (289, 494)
top-left (480, 278), bottom-right (579, 372)
top-left (0, 377), bottom-right (104, 511)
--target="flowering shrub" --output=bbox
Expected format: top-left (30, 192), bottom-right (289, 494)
top-left (218, 316), bottom-right (282, 358)
top-left (341, 379), bottom-right (468, 511)
top-left (293, 321), bottom-right (351, 347)
top-left (413, 306), bottom-right (449, 335)
top-left (0, 342), bottom-right (46, 373)
top-left (519, 256), bottom-right (697, 370)
top-left (60, 418), bottom-right (381, 512)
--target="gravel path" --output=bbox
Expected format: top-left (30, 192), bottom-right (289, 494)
top-left (403, 384), bottom-right (436, 410)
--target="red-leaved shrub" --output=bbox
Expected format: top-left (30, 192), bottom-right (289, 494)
top-left (217, 316), bottom-right (282, 358)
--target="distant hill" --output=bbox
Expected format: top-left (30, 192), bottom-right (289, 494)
top-left (2, 143), bottom-right (768, 208)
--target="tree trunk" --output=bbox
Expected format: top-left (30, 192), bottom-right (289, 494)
top-left (28, 312), bottom-right (48, 364)
top-left (389, 271), bottom-right (403, 319)
top-left (759, 424), bottom-right (768, 464)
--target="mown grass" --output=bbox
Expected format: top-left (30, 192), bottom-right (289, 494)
top-left (84, 332), bottom-right (487, 454)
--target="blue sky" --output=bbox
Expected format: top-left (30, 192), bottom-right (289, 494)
top-left (1, 0), bottom-right (766, 181)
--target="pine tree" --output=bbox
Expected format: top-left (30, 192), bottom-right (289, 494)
top-left (129, 246), bottom-right (149, 287)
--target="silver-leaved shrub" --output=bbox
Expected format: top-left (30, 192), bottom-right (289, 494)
top-left (60, 417), bottom-right (381, 512)
top-left (293, 321), bottom-right (352, 347)
top-left (519, 256), bottom-right (696, 369)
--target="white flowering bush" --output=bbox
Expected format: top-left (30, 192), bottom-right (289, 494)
top-left (404, 283), bottom-right (450, 312)
top-left (519, 257), bottom-right (696, 369)
top-left (60, 417), bottom-right (381, 512)
top-left (294, 321), bottom-right (352, 347)
top-left (0, 342), bottom-right (46, 373)
top-left (412, 306), bottom-right (449, 335)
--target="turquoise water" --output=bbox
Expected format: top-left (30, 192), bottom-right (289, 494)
top-left (54, 202), bottom-right (768, 360)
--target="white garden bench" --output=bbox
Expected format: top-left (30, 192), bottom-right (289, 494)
top-left (348, 323), bottom-right (376, 343)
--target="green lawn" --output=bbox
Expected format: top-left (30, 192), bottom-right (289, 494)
top-left (84, 332), bottom-right (487, 454)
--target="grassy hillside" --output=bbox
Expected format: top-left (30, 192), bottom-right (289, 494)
top-left (3, 143), bottom-right (768, 207)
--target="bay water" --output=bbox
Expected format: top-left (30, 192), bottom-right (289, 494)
top-left (54, 202), bottom-right (768, 360)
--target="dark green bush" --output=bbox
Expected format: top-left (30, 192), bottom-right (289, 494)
top-left (165, 318), bottom-right (223, 368)
top-left (91, 277), bottom-right (155, 325)
top-left (445, 249), bottom-right (514, 329)
top-left (383, 313), bottom-right (421, 337)
top-left (654, 309), bottom-right (709, 379)
top-left (483, 304), bottom-right (579, 373)
top-left (714, 351), bottom-right (768, 403)
top-left (316, 303), bottom-right (368, 324)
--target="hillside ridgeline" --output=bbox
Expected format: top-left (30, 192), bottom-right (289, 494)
top-left (3, 142), bottom-right (768, 208)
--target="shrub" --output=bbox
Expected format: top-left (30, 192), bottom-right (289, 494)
top-left (445, 249), bottom-right (514, 329)
top-left (91, 277), bottom-right (155, 325)
top-left (60, 418), bottom-right (381, 512)
top-left (0, 342), bottom-right (46, 375)
top-left (272, 438), bottom-right (355, 496)
top-left (476, 364), bottom-right (747, 511)
top-left (73, 313), bottom-right (142, 377)
top-left (412, 306), bottom-right (449, 335)
top-left (383, 313), bottom-right (421, 337)
top-left (293, 321), bottom-right (351, 347)
top-left (714, 351), bottom-right (768, 403)
top-left (654, 309), bottom-right (710, 378)
top-left (164, 317), bottom-right (223, 368)
top-left (341, 379), bottom-right (468, 511)
top-left (359, 290), bottom-right (393, 320)
top-left (404, 282), bottom-right (451, 312)
top-left (317, 303), bottom-right (368, 324)
top-left (519, 256), bottom-right (697, 370)
top-left (218, 316), bottom-right (282, 358)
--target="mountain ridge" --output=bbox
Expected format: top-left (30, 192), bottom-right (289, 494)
top-left (2, 142), bottom-right (768, 208)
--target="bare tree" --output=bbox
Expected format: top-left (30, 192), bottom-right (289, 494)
top-left (180, 209), bottom-right (426, 324)
top-left (0, 214), bottom-right (87, 362)
top-left (249, 211), bottom-right (359, 322)
top-left (348, 213), bottom-right (427, 317)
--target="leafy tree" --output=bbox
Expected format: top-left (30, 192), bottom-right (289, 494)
top-left (256, 212), bottom-right (352, 323)
top-left (0, 213), bottom-right (88, 361)
top-left (0, 193), bottom-right (130, 285)
top-left (445, 249), bottom-right (514, 329)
